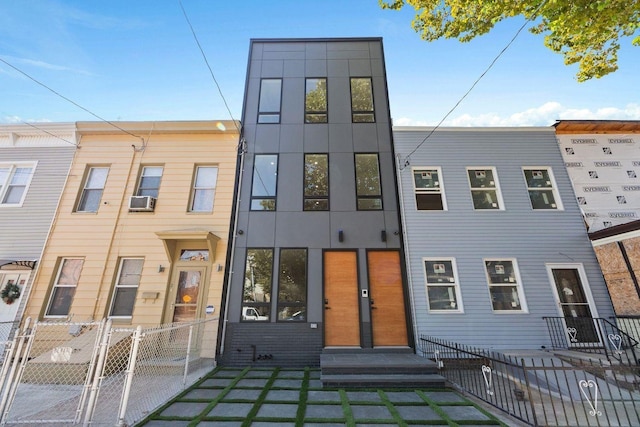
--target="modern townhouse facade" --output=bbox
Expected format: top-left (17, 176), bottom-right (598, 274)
top-left (555, 120), bottom-right (640, 315)
top-left (219, 38), bottom-right (411, 366)
top-left (393, 127), bottom-right (615, 349)
top-left (23, 121), bottom-right (238, 357)
top-left (0, 123), bottom-right (76, 343)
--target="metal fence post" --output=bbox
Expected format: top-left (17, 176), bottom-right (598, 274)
top-left (183, 324), bottom-right (194, 389)
top-left (116, 325), bottom-right (143, 427)
top-left (0, 317), bottom-right (32, 424)
top-left (82, 319), bottom-right (111, 426)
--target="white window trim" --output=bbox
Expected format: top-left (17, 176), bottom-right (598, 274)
top-left (0, 161), bottom-right (37, 207)
top-left (136, 165), bottom-right (163, 198)
top-left (411, 166), bottom-right (447, 211)
top-left (189, 165), bottom-right (218, 213)
top-left (522, 166), bottom-right (564, 211)
top-left (545, 263), bottom-right (599, 318)
top-left (466, 166), bottom-right (505, 211)
top-left (483, 258), bottom-right (528, 314)
top-left (423, 257), bottom-right (464, 313)
top-left (76, 166), bottom-right (109, 213)
top-left (45, 258), bottom-right (83, 318)
top-left (108, 257), bottom-right (144, 319)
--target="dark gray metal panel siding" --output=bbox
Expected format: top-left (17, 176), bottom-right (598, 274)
top-left (0, 146), bottom-right (74, 259)
top-left (394, 128), bottom-right (614, 350)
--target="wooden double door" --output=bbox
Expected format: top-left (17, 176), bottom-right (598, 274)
top-left (323, 250), bottom-right (408, 347)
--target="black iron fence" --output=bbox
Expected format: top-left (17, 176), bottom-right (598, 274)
top-left (543, 317), bottom-right (639, 365)
top-left (419, 335), bottom-right (640, 426)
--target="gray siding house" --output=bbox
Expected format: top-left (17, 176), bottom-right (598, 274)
top-left (393, 127), bottom-right (614, 349)
top-left (219, 38), bottom-right (412, 366)
top-left (0, 124), bottom-right (76, 341)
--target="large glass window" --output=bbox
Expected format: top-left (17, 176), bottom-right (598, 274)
top-left (0, 163), bottom-right (35, 206)
top-left (424, 258), bottom-right (463, 312)
top-left (304, 154), bottom-right (329, 211)
top-left (258, 79), bottom-right (282, 123)
top-left (484, 259), bottom-right (527, 312)
top-left (242, 249), bottom-right (273, 321)
top-left (77, 167), bottom-right (109, 212)
top-left (251, 155), bottom-right (278, 211)
top-left (467, 167), bottom-right (503, 210)
top-left (413, 168), bottom-right (446, 210)
top-left (355, 153), bottom-right (382, 210)
top-left (350, 77), bottom-right (375, 122)
top-left (305, 78), bottom-right (327, 123)
top-left (136, 166), bottom-right (163, 198)
top-left (277, 249), bottom-right (307, 321)
top-left (190, 166), bottom-right (218, 212)
top-left (523, 167), bottom-right (562, 210)
top-left (109, 258), bottom-right (143, 318)
top-left (46, 258), bottom-right (83, 317)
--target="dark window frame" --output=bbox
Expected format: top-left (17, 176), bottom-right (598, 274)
top-left (250, 154), bottom-right (279, 211)
top-left (303, 153), bottom-right (329, 211)
top-left (354, 153), bottom-right (383, 210)
top-left (257, 78), bottom-right (283, 124)
top-left (241, 248), bottom-right (274, 322)
top-left (276, 248), bottom-right (308, 322)
top-left (305, 78), bottom-right (328, 123)
top-left (350, 77), bottom-right (375, 123)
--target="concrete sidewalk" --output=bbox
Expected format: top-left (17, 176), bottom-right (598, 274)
top-left (138, 366), bottom-right (510, 426)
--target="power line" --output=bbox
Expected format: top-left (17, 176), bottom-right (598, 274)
top-left (0, 56), bottom-right (145, 143)
top-left (400, 1), bottom-right (548, 169)
top-left (0, 113), bottom-right (79, 147)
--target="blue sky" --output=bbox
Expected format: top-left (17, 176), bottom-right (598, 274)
top-left (1, 0), bottom-right (639, 126)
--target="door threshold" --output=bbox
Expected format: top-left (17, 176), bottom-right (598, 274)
top-left (324, 346), bottom-right (362, 349)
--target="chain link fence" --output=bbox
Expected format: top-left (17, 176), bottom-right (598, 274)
top-left (0, 317), bottom-right (218, 426)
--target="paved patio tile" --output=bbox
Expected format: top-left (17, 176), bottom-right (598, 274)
top-left (346, 391), bottom-right (382, 402)
top-left (181, 388), bottom-right (223, 400)
top-left (223, 388), bottom-right (262, 400)
top-left (350, 404), bottom-right (394, 420)
top-left (394, 405), bottom-right (441, 421)
top-left (440, 405), bottom-right (491, 421)
top-left (206, 402), bottom-right (254, 417)
top-left (277, 370), bottom-right (305, 378)
top-left (143, 421), bottom-right (191, 427)
top-left (303, 424), bottom-right (346, 427)
top-left (215, 369), bottom-right (246, 378)
top-left (264, 389), bottom-right (300, 401)
top-left (198, 422), bottom-right (243, 427)
top-left (255, 403), bottom-right (299, 418)
top-left (304, 404), bottom-right (345, 419)
top-left (199, 378), bottom-right (233, 387)
top-left (308, 370), bottom-right (321, 379)
top-left (236, 378), bottom-right (269, 387)
top-left (383, 391), bottom-right (425, 403)
top-left (251, 422), bottom-right (296, 427)
top-left (422, 390), bottom-right (466, 403)
top-left (307, 390), bottom-right (341, 402)
top-left (158, 402), bottom-right (209, 418)
top-left (244, 370), bottom-right (275, 378)
top-left (272, 379), bottom-right (303, 388)
top-left (308, 379), bottom-right (322, 388)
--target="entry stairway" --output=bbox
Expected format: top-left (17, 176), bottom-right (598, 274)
top-left (320, 349), bottom-right (446, 388)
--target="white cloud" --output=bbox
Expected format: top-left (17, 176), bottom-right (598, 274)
top-left (2, 55), bottom-right (93, 76)
top-left (393, 102), bottom-right (640, 127)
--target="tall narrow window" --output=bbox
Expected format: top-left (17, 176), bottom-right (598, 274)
top-left (277, 249), bottom-right (307, 321)
top-left (77, 167), bottom-right (109, 212)
top-left (258, 78), bottom-right (282, 123)
top-left (0, 163), bottom-right (35, 206)
top-left (251, 155), bottom-right (278, 211)
top-left (413, 168), bottom-right (446, 210)
top-left (304, 154), bottom-right (329, 211)
top-left (109, 258), bottom-right (143, 318)
top-left (136, 166), bottom-right (163, 198)
top-left (484, 259), bottom-right (527, 312)
top-left (350, 77), bottom-right (375, 122)
top-left (424, 258), bottom-right (463, 312)
top-left (355, 153), bottom-right (382, 210)
top-left (305, 78), bottom-right (327, 123)
top-left (190, 166), bottom-right (218, 212)
top-left (523, 167), bottom-right (562, 210)
top-left (46, 258), bottom-right (83, 317)
top-left (467, 167), bottom-right (503, 210)
top-left (242, 249), bottom-right (273, 321)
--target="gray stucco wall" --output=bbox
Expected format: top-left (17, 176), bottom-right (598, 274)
top-left (393, 127), bottom-right (614, 350)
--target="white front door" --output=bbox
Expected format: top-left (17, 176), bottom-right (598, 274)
top-left (0, 271), bottom-right (29, 342)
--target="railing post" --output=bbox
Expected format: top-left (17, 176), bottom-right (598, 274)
top-left (0, 317), bottom-right (32, 424)
top-left (116, 325), bottom-right (143, 427)
top-left (182, 324), bottom-right (194, 389)
top-left (82, 319), bottom-right (111, 426)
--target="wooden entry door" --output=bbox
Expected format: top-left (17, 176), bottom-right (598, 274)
top-left (368, 251), bottom-right (408, 346)
top-left (324, 251), bottom-right (360, 346)
top-left (166, 267), bottom-right (206, 323)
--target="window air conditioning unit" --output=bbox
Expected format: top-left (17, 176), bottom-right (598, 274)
top-left (129, 196), bottom-right (156, 212)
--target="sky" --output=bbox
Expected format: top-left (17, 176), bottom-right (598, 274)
top-left (1, 0), bottom-right (639, 127)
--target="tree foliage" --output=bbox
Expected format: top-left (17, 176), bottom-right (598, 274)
top-left (380, 0), bottom-right (640, 81)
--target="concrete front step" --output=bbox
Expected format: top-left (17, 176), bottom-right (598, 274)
top-left (321, 373), bottom-right (447, 388)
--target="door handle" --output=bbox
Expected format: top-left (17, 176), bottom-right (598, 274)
top-left (370, 299), bottom-right (377, 309)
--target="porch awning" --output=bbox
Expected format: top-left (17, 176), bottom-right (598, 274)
top-left (0, 259), bottom-right (37, 270)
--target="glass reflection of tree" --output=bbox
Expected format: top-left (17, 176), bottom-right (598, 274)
top-left (243, 249), bottom-right (273, 303)
top-left (278, 249), bottom-right (306, 303)
top-left (305, 79), bottom-right (327, 123)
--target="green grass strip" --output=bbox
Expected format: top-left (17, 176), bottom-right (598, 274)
top-left (339, 389), bottom-right (356, 426)
top-left (240, 367), bottom-right (280, 427)
top-left (378, 390), bottom-right (409, 427)
top-left (295, 367), bottom-right (310, 427)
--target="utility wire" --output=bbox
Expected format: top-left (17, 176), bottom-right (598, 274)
top-left (0, 113), bottom-right (79, 147)
top-left (400, 1), bottom-right (547, 169)
top-left (0, 57), bottom-right (144, 143)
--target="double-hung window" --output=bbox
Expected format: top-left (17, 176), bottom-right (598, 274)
top-left (467, 167), bottom-right (503, 210)
top-left (350, 77), bottom-right (375, 122)
top-left (242, 249), bottom-right (273, 321)
top-left (258, 79), bottom-right (282, 124)
top-left (136, 166), bottom-right (163, 198)
top-left (46, 258), bottom-right (83, 317)
top-left (189, 166), bottom-right (218, 212)
top-left (0, 163), bottom-right (36, 206)
top-left (109, 258), bottom-right (143, 318)
top-left (305, 78), bottom-right (327, 123)
top-left (304, 154), bottom-right (329, 210)
top-left (413, 168), bottom-right (446, 210)
top-left (251, 155), bottom-right (278, 211)
top-left (423, 258), bottom-right (463, 312)
top-left (77, 166), bottom-right (109, 212)
top-left (484, 259), bottom-right (527, 312)
top-left (277, 249), bottom-right (307, 321)
top-left (355, 153), bottom-right (382, 210)
top-left (523, 167), bottom-right (562, 210)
